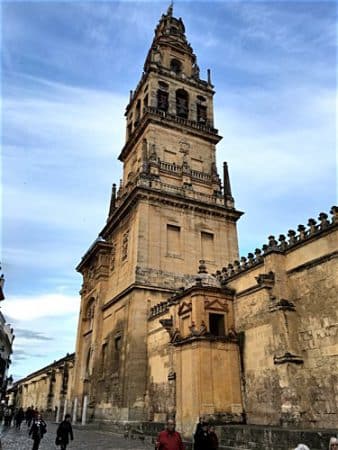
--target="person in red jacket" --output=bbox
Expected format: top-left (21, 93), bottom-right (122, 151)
top-left (156, 419), bottom-right (185, 450)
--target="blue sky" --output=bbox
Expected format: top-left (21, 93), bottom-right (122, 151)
top-left (1, 1), bottom-right (336, 380)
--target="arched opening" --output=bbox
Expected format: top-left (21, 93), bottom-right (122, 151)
top-left (157, 89), bottom-right (169, 112)
top-left (170, 58), bottom-right (182, 75)
top-left (197, 95), bottom-right (207, 123)
top-left (176, 89), bottom-right (189, 119)
top-left (135, 99), bottom-right (141, 126)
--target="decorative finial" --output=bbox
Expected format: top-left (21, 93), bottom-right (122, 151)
top-left (198, 260), bottom-right (208, 274)
top-left (167, 1), bottom-right (173, 16)
top-left (207, 69), bottom-right (211, 85)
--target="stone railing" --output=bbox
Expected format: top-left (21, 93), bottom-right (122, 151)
top-left (160, 161), bottom-right (181, 173)
top-left (143, 106), bottom-right (218, 135)
top-left (160, 161), bottom-right (212, 184)
top-left (214, 207), bottom-right (337, 283)
top-left (149, 301), bottom-right (170, 319)
top-left (116, 176), bottom-right (224, 208)
top-left (191, 169), bottom-right (211, 182)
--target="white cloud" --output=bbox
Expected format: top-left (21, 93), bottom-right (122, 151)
top-left (2, 293), bottom-right (80, 321)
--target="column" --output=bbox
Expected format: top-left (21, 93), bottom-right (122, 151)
top-left (81, 395), bottom-right (88, 425)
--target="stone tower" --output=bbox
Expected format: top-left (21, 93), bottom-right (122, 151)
top-left (72, 5), bottom-right (242, 424)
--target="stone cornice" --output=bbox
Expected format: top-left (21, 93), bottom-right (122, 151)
top-left (101, 184), bottom-right (243, 239)
top-left (101, 283), bottom-right (176, 312)
top-left (76, 240), bottom-right (114, 273)
top-left (172, 334), bottom-right (239, 347)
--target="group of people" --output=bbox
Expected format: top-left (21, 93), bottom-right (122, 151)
top-left (155, 418), bottom-right (219, 450)
top-left (155, 418), bottom-right (338, 450)
top-left (0, 405), bottom-right (74, 450)
top-left (28, 412), bottom-right (74, 450)
top-left (1, 405), bottom-right (39, 429)
top-left (193, 419), bottom-right (218, 450)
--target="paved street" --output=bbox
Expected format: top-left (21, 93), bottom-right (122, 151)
top-left (0, 422), bottom-right (155, 450)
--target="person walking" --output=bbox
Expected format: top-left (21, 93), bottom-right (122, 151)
top-left (208, 425), bottom-right (219, 450)
top-left (194, 422), bottom-right (209, 450)
top-left (193, 418), bottom-right (203, 450)
top-left (25, 407), bottom-right (34, 427)
top-left (3, 406), bottom-right (12, 427)
top-left (15, 407), bottom-right (25, 429)
top-left (28, 413), bottom-right (47, 450)
top-left (156, 419), bottom-right (185, 450)
top-left (56, 414), bottom-right (74, 450)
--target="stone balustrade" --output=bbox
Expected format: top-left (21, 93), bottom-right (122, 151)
top-left (143, 106), bottom-right (218, 134)
top-left (115, 175), bottom-right (224, 208)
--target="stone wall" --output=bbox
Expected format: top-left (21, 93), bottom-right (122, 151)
top-left (221, 209), bottom-right (338, 429)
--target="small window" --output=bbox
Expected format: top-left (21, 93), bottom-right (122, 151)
top-left (201, 231), bottom-right (214, 261)
top-left (170, 59), bottom-right (182, 75)
top-left (209, 313), bottom-right (225, 337)
top-left (143, 94), bottom-right (148, 109)
top-left (167, 224), bottom-right (181, 256)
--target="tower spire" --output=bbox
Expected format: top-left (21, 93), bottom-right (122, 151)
top-left (167, 1), bottom-right (173, 16)
top-left (223, 162), bottom-right (234, 208)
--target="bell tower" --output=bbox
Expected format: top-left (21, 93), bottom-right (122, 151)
top-left (72, 5), bottom-right (243, 424)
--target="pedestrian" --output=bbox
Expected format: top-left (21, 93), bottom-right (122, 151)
top-left (193, 417), bottom-right (203, 449)
top-left (29, 413), bottom-right (47, 450)
top-left (208, 425), bottom-right (219, 450)
top-left (4, 406), bottom-right (12, 427)
top-left (329, 437), bottom-right (338, 450)
top-left (194, 421), bottom-right (209, 450)
top-left (26, 406), bottom-right (34, 427)
top-left (156, 419), bottom-right (185, 450)
top-left (56, 414), bottom-right (74, 449)
top-left (15, 407), bottom-right (25, 429)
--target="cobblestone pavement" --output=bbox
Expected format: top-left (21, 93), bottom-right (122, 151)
top-left (0, 423), bottom-right (155, 450)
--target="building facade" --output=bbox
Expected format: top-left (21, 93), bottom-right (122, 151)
top-left (0, 269), bottom-right (15, 402)
top-left (72, 5), bottom-right (242, 430)
top-left (8, 353), bottom-right (75, 420)
top-left (70, 6), bottom-right (338, 436)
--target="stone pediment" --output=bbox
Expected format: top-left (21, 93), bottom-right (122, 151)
top-left (204, 298), bottom-right (227, 312)
top-left (178, 301), bottom-right (192, 316)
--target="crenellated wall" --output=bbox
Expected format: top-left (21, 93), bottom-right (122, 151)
top-left (218, 207), bottom-right (338, 428)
